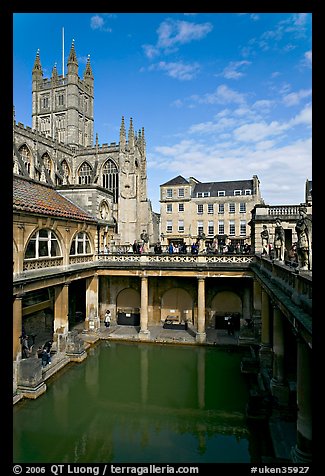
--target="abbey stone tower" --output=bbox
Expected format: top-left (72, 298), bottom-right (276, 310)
top-left (13, 40), bottom-right (158, 250)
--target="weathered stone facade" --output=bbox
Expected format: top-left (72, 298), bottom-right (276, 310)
top-left (13, 41), bottom-right (157, 249)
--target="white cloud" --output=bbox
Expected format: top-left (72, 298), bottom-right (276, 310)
top-left (305, 50), bottom-right (312, 64)
top-left (199, 84), bottom-right (246, 105)
top-left (149, 136), bottom-right (311, 205)
top-left (290, 104), bottom-right (312, 127)
top-left (90, 15), bottom-right (112, 32)
top-left (233, 121), bottom-right (288, 142)
top-left (217, 60), bottom-right (251, 80)
top-left (282, 89), bottom-right (312, 107)
top-left (143, 18), bottom-right (213, 58)
top-left (148, 61), bottom-right (200, 80)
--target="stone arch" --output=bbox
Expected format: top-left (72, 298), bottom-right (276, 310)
top-left (116, 288), bottom-right (141, 325)
top-left (210, 291), bottom-right (242, 330)
top-left (161, 287), bottom-right (193, 323)
top-left (116, 288), bottom-right (140, 309)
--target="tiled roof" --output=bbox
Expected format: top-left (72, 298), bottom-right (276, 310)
top-left (193, 179), bottom-right (254, 197)
top-left (13, 175), bottom-right (97, 222)
top-left (161, 175), bottom-right (189, 186)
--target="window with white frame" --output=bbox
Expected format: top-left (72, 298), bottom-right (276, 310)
top-left (197, 204), bottom-right (203, 214)
top-left (25, 229), bottom-right (61, 259)
top-left (245, 189), bottom-right (252, 195)
top-left (178, 203), bottom-right (184, 212)
top-left (70, 232), bottom-right (91, 255)
top-left (234, 190), bottom-right (242, 196)
top-left (218, 221), bottom-right (224, 235)
top-left (197, 221), bottom-right (203, 235)
top-left (166, 204), bottom-right (172, 213)
top-left (166, 188), bottom-right (173, 198)
top-left (218, 191), bottom-right (225, 197)
top-left (208, 203), bottom-right (214, 214)
top-left (229, 203), bottom-right (235, 213)
top-left (166, 221), bottom-right (172, 232)
top-left (240, 220), bottom-right (246, 236)
top-left (218, 203), bottom-right (224, 214)
top-left (208, 221), bottom-right (214, 235)
top-left (178, 188), bottom-right (184, 197)
top-left (203, 192), bottom-right (210, 197)
top-left (239, 202), bottom-right (246, 213)
top-left (178, 220), bottom-right (184, 232)
top-left (197, 192), bottom-right (203, 197)
top-left (229, 221), bottom-right (235, 236)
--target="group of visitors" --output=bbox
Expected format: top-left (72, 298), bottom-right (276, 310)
top-left (20, 331), bottom-right (53, 368)
top-left (260, 207), bottom-right (312, 271)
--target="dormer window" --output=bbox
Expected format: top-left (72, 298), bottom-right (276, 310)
top-left (234, 190), bottom-right (242, 196)
top-left (244, 189), bottom-right (252, 195)
top-left (218, 191), bottom-right (225, 197)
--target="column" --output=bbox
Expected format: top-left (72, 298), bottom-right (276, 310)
top-left (270, 306), bottom-right (289, 405)
top-left (291, 338), bottom-right (312, 463)
top-left (139, 275), bottom-right (150, 340)
top-left (54, 283), bottom-right (69, 352)
top-left (85, 274), bottom-right (100, 331)
top-left (13, 293), bottom-right (24, 360)
top-left (196, 277), bottom-right (206, 343)
top-left (259, 288), bottom-right (272, 367)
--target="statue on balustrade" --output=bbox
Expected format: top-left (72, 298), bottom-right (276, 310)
top-left (260, 225), bottom-right (269, 255)
top-left (295, 206), bottom-right (312, 271)
top-left (274, 218), bottom-right (285, 261)
top-left (140, 230), bottom-right (149, 253)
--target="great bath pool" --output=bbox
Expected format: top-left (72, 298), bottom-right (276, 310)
top-left (13, 341), bottom-right (272, 463)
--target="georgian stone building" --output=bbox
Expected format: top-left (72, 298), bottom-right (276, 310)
top-left (159, 174), bottom-right (263, 250)
top-left (13, 41), bottom-right (157, 250)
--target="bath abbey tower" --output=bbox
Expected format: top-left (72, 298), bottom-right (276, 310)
top-left (13, 40), bottom-right (158, 250)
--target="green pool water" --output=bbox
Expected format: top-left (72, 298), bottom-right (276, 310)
top-left (13, 341), bottom-right (271, 463)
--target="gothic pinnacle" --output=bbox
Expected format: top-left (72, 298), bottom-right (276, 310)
top-left (120, 116), bottom-right (126, 150)
top-left (128, 117), bottom-right (134, 149)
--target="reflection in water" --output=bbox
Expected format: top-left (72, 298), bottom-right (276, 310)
top-left (13, 341), bottom-right (269, 463)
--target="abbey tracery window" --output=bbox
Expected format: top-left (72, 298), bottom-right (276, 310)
top-left (61, 160), bottom-right (70, 181)
top-left (70, 232), bottom-right (91, 255)
top-left (42, 153), bottom-right (52, 177)
top-left (18, 145), bottom-right (31, 174)
top-left (102, 159), bottom-right (119, 202)
top-left (78, 162), bottom-right (92, 184)
top-left (25, 229), bottom-right (61, 260)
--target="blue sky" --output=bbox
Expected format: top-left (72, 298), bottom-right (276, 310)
top-left (13, 12), bottom-right (312, 213)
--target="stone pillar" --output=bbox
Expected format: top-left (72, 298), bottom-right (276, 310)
top-left (54, 283), bottom-right (69, 352)
top-left (99, 275), bottom-right (110, 323)
top-left (259, 289), bottom-right (272, 367)
top-left (139, 276), bottom-right (150, 340)
top-left (16, 357), bottom-right (46, 399)
top-left (196, 277), bottom-right (206, 343)
top-left (270, 306), bottom-right (289, 405)
top-left (85, 274), bottom-right (100, 331)
top-left (291, 338), bottom-right (312, 463)
top-left (13, 293), bottom-right (23, 360)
